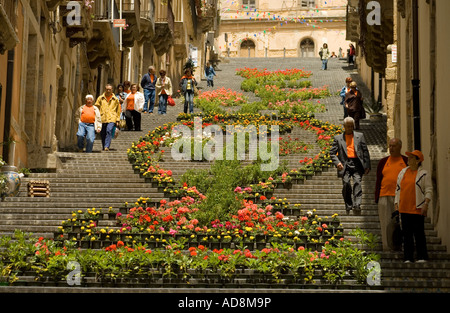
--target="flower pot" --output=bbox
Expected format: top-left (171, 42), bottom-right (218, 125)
top-left (256, 242), bottom-right (267, 250)
top-left (80, 240), bottom-right (90, 249)
top-left (369, 112), bottom-right (383, 121)
top-left (71, 225), bottom-right (82, 233)
top-left (210, 242), bottom-right (221, 250)
top-left (1, 165), bottom-right (21, 197)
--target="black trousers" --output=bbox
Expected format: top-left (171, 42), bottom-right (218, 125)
top-left (401, 213), bottom-right (428, 261)
top-left (342, 158), bottom-right (364, 209)
top-left (125, 110), bottom-right (141, 131)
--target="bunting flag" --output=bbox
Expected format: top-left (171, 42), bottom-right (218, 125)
top-left (219, 0), bottom-right (346, 49)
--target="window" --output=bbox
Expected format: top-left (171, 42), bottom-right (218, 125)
top-left (242, 0), bottom-right (256, 10)
top-left (300, 0), bottom-right (315, 8)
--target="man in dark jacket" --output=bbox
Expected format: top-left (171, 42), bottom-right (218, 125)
top-left (375, 138), bottom-right (408, 251)
top-left (329, 117), bottom-right (371, 213)
top-left (140, 66), bottom-right (157, 113)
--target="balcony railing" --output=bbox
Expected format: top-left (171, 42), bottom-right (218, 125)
top-left (155, 1), bottom-right (167, 23)
top-left (122, 0), bottom-right (135, 10)
top-left (140, 0), bottom-right (154, 20)
top-left (93, 0), bottom-right (111, 20)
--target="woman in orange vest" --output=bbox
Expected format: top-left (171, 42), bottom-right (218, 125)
top-left (395, 150), bottom-right (433, 263)
top-left (75, 95), bottom-right (102, 152)
top-left (122, 84), bottom-right (145, 131)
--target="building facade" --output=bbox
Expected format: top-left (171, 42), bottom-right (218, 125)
top-left (217, 0), bottom-right (351, 59)
top-left (0, 0), bottom-right (218, 170)
top-left (347, 0), bottom-right (450, 250)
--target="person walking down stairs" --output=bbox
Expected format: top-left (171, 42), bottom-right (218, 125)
top-left (95, 84), bottom-right (121, 151)
top-left (374, 138), bottom-right (408, 251)
top-left (395, 150), bottom-right (433, 263)
top-left (75, 94), bottom-right (102, 153)
top-left (329, 117), bottom-right (371, 213)
top-left (155, 69), bottom-right (173, 115)
top-left (122, 83), bottom-right (145, 131)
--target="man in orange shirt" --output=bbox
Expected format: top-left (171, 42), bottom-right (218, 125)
top-left (329, 117), bottom-right (371, 213)
top-left (375, 138), bottom-right (408, 251)
top-left (75, 95), bottom-right (102, 152)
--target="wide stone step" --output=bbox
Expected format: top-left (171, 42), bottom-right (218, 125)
top-left (20, 177), bottom-right (147, 184)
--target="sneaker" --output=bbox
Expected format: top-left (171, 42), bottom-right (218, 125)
top-left (404, 260), bottom-right (412, 264)
top-left (416, 259), bottom-right (428, 263)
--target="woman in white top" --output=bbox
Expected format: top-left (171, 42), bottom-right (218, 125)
top-left (320, 43), bottom-right (330, 70)
top-left (122, 83), bottom-right (145, 131)
top-left (155, 69), bottom-right (173, 115)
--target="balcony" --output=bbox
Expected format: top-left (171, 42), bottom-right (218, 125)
top-left (0, 0), bottom-right (20, 54)
top-left (88, 0), bottom-right (121, 68)
top-left (118, 0), bottom-right (141, 47)
top-left (152, 1), bottom-right (174, 55)
top-left (139, 0), bottom-right (155, 42)
top-left (46, 0), bottom-right (63, 11)
top-left (196, 0), bottom-right (217, 33)
top-left (345, 0), bottom-right (359, 42)
top-left (59, 1), bottom-right (94, 47)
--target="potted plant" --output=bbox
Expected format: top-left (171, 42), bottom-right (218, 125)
top-left (363, 98), bottom-right (383, 120)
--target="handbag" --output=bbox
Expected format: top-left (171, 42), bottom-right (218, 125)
top-left (388, 211), bottom-right (403, 251)
top-left (193, 82), bottom-right (199, 96)
top-left (361, 104), bottom-right (367, 119)
top-left (111, 125), bottom-right (119, 139)
top-left (119, 112), bottom-right (127, 129)
top-left (168, 95), bottom-right (175, 106)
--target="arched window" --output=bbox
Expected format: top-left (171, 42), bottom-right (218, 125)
top-left (300, 38), bottom-right (315, 58)
top-left (240, 39), bottom-right (255, 57)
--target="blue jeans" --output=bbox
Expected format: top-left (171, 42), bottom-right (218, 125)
top-left (158, 94), bottom-right (168, 114)
top-left (183, 91), bottom-right (194, 114)
top-left (143, 88), bottom-right (156, 112)
top-left (100, 122), bottom-right (115, 149)
top-left (322, 59), bottom-right (328, 70)
top-left (77, 122), bottom-right (96, 153)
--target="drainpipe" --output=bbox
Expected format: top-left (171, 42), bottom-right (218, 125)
top-left (2, 49), bottom-right (15, 164)
top-left (412, 0), bottom-right (421, 150)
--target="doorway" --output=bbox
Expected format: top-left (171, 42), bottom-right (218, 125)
top-left (300, 38), bottom-right (315, 57)
top-left (240, 39), bottom-right (255, 57)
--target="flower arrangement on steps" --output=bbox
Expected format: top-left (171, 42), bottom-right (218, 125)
top-left (0, 228), bottom-right (379, 289)
top-left (0, 66), bottom-right (381, 289)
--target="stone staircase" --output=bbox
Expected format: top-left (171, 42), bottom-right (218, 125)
top-left (1, 57), bottom-right (449, 292)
